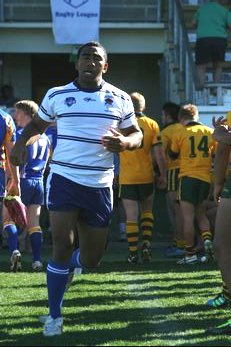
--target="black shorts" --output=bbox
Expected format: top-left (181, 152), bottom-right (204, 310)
top-left (195, 37), bottom-right (227, 65)
top-left (179, 176), bottom-right (210, 206)
top-left (119, 183), bottom-right (154, 201)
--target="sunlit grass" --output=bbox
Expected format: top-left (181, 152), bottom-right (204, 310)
top-left (0, 244), bottom-right (231, 346)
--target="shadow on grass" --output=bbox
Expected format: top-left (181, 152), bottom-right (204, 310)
top-left (0, 243), bottom-right (227, 346)
top-left (0, 308), bottom-right (230, 347)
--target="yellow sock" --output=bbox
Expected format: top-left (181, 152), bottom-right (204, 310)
top-left (140, 211), bottom-right (153, 247)
top-left (126, 221), bottom-right (139, 253)
top-left (176, 239), bottom-right (185, 249)
top-left (185, 245), bottom-right (196, 257)
top-left (201, 230), bottom-right (213, 242)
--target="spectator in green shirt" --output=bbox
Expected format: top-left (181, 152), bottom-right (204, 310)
top-left (192, 0), bottom-right (231, 90)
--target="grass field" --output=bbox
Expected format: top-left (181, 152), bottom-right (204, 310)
top-left (0, 238), bottom-right (231, 346)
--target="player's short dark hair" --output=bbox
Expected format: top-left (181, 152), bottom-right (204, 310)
top-left (77, 41), bottom-right (108, 62)
top-left (162, 102), bottom-right (180, 122)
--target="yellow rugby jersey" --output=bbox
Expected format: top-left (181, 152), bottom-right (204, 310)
top-left (161, 122), bottom-right (183, 170)
top-left (170, 122), bottom-right (216, 183)
top-left (119, 114), bottom-right (161, 184)
top-left (226, 111), bottom-right (231, 126)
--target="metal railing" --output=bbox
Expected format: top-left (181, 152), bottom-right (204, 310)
top-left (0, 0), bottom-right (163, 23)
top-left (181, 0), bottom-right (210, 4)
top-left (182, 0), bottom-right (231, 106)
top-left (161, 0), bottom-right (197, 104)
top-left (163, 0), bottom-right (231, 106)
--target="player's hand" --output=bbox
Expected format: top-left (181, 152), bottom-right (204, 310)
top-left (212, 116), bottom-right (231, 145)
top-left (213, 126), bottom-right (231, 145)
top-left (213, 183), bottom-right (223, 203)
top-left (7, 178), bottom-right (21, 196)
top-left (212, 116), bottom-right (227, 128)
top-left (102, 128), bottom-right (128, 153)
top-left (156, 175), bottom-right (167, 190)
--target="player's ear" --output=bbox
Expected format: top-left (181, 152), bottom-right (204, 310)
top-left (102, 62), bottom-right (108, 74)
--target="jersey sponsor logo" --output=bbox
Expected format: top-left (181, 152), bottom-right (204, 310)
top-left (63, 0), bottom-right (89, 10)
top-left (84, 97), bottom-right (96, 102)
top-left (65, 97), bottom-right (76, 107)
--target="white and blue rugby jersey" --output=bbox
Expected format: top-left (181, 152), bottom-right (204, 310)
top-left (38, 80), bottom-right (136, 188)
top-left (17, 129), bottom-right (50, 179)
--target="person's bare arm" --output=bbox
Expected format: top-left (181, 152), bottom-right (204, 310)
top-left (213, 142), bottom-right (231, 202)
top-left (152, 144), bottom-right (167, 189)
top-left (5, 141), bottom-right (20, 196)
top-left (10, 114), bottom-right (50, 166)
top-left (191, 18), bottom-right (197, 29)
top-left (102, 125), bottom-right (143, 153)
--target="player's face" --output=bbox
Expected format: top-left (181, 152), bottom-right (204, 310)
top-left (76, 46), bottom-right (108, 87)
top-left (14, 108), bottom-right (31, 128)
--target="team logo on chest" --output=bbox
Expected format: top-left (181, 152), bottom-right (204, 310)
top-left (104, 96), bottom-right (114, 111)
top-left (65, 97), bottom-right (76, 107)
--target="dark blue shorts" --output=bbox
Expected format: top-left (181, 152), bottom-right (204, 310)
top-left (0, 168), bottom-right (5, 199)
top-left (21, 178), bottom-right (44, 206)
top-left (46, 173), bottom-right (113, 228)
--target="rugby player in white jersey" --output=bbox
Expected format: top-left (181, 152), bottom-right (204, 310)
top-left (10, 41), bottom-right (143, 337)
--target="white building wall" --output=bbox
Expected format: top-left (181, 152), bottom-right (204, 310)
top-left (0, 24), bottom-right (166, 112)
top-left (0, 24), bottom-right (166, 53)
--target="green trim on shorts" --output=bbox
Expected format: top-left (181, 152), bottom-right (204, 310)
top-left (179, 176), bottom-right (210, 205)
top-left (167, 168), bottom-right (180, 192)
top-left (119, 183), bottom-right (154, 200)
